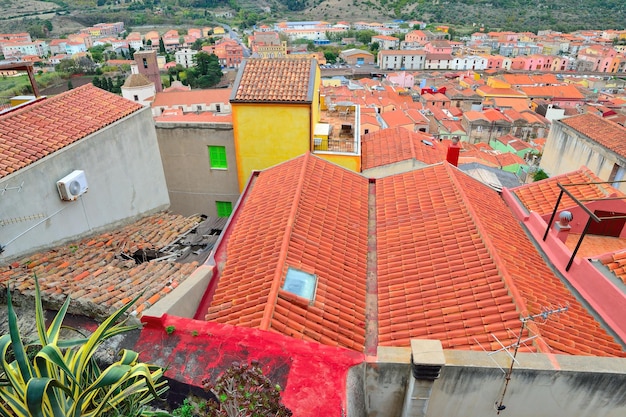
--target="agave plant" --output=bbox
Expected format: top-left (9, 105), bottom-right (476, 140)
top-left (0, 275), bottom-right (168, 417)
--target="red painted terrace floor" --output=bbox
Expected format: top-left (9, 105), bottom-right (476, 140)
top-left (135, 314), bottom-right (365, 416)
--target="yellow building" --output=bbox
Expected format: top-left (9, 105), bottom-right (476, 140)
top-left (230, 59), bottom-right (321, 190)
top-left (230, 58), bottom-right (361, 190)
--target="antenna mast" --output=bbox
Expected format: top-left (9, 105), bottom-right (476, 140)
top-left (495, 306), bottom-right (568, 414)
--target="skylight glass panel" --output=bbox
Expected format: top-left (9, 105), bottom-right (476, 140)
top-left (283, 267), bottom-right (317, 302)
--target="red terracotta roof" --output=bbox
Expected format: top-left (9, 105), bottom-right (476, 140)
top-left (376, 164), bottom-right (624, 356)
top-left (512, 167), bottom-right (621, 215)
top-left (152, 88), bottom-right (232, 107)
top-left (231, 58), bottom-right (315, 103)
top-left (0, 84), bottom-right (142, 178)
top-left (0, 213), bottom-right (204, 319)
top-left (206, 155), bottom-right (625, 356)
top-left (560, 113), bottom-right (626, 159)
top-left (598, 250), bottom-right (626, 285)
top-left (496, 152), bottom-right (525, 167)
top-left (520, 85), bottom-right (585, 100)
top-left (380, 109), bottom-right (414, 128)
top-left (361, 127), bottom-right (446, 170)
top-left (154, 111), bottom-right (233, 124)
top-left (206, 154), bottom-right (370, 351)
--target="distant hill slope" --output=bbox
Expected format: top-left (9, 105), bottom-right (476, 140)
top-left (273, 0), bottom-right (626, 32)
top-left (2, 0), bottom-right (624, 37)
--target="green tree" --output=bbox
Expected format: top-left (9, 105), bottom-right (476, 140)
top-left (92, 75), bottom-right (101, 89)
top-left (324, 50), bottom-right (338, 64)
top-left (193, 51), bottom-right (212, 75)
top-left (55, 58), bottom-right (78, 74)
top-left (0, 276), bottom-right (168, 417)
top-left (88, 45), bottom-right (107, 63)
top-left (532, 168), bottom-right (549, 182)
top-left (159, 37), bottom-right (166, 54)
top-left (191, 38), bottom-right (205, 51)
top-left (67, 79), bottom-right (73, 90)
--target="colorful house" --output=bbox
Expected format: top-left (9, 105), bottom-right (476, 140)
top-left (230, 59), bottom-right (319, 189)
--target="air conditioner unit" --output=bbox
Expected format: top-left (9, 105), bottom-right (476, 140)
top-left (57, 170), bottom-right (88, 201)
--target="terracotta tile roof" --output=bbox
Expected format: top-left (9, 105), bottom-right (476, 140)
top-left (205, 156), bottom-right (625, 356)
top-left (361, 127), bottom-right (447, 170)
top-left (512, 167), bottom-right (621, 215)
top-left (477, 86), bottom-right (527, 97)
top-left (440, 119), bottom-right (465, 134)
top-left (463, 111), bottom-right (489, 122)
top-left (495, 152), bottom-right (525, 167)
top-left (520, 85), bottom-right (585, 100)
top-left (0, 84), bottom-right (142, 179)
top-left (154, 111), bottom-right (233, 124)
top-left (0, 213), bottom-right (204, 319)
top-left (380, 109), bottom-right (414, 128)
top-left (596, 249), bottom-right (626, 284)
top-left (123, 73), bottom-right (152, 88)
top-left (491, 97), bottom-right (531, 112)
top-left (376, 164), bottom-right (625, 356)
top-left (206, 154), bottom-right (370, 351)
top-left (560, 113), bottom-right (626, 159)
top-left (231, 58), bottom-right (315, 103)
top-left (152, 89), bottom-right (232, 107)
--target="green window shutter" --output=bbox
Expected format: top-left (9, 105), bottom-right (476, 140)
top-left (208, 146), bottom-right (228, 169)
top-left (216, 201), bottom-right (233, 217)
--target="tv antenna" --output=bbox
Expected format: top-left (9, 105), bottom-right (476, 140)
top-left (492, 305), bottom-right (568, 414)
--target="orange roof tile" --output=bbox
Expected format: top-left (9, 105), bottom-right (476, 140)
top-left (380, 109), bottom-right (414, 128)
top-left (206, 154), bottom-right (370, 351)
top-left (520, 85), bottom-right (585, 99)
top-left (376, 164), bottom-right (625, 356)
top-left (361, 127), bottom-right (446, 170)
top-left (496, 152), bottom-right (525, 166)
top-left (231, 58), bottom-right (315, 103)
top-left (152, 88), bottom-right (232, 107)
top-left (560, 113), bottom-right (626, 159)
top-left (0, 213), bottom-right (204, 319)
top-left (206, 155), bottom-right (625, 356)
top-left (512, 167), bottom-right (621, 215)
top-left (0, 84), bottom-right (142, 179)
top-left (598, 249), bottom-right (626, 284)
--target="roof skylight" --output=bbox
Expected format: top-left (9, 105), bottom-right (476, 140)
top-left (283, 267), bottom-right (317, 302)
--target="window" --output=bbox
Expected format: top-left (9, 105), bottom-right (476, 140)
top-left (216, 201), bottom-right (233, 217)
top-left (283, 267), bottom-right (317, 302)
top-left (142, 58), bottom-right (148, 68)
top-left (216, 104), bottom-right (221, 113)
top-left (208, 145), bottom-right (228, 169)
top-left (133, 95), bottom-right (139, 101)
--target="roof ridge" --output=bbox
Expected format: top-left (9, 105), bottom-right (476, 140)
top-left (259, 153), bottom-right (311, 330)
top-left (444, 163), bottom-right (553, 351)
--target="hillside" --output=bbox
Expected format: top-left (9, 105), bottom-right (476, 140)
top-left (1, 0), bottom-right (625, 37)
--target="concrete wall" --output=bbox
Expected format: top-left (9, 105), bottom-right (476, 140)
top-left (362, 345), bottom-right (626, 417)
top-left (362, 159), bottom-right (430, 179)
top-left (0, 107), bottom-right (169, 260)
top-left (427, 350), bottom-right (626, 417)
top-left (155, 121), bottom-right (240, 217)
top-left (540, 121), bottom-right (626, 194)
top-left (365, 347), bottom-right (412, 417)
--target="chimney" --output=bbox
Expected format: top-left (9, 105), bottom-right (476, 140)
top-left (400, 339), bottom-right (445, 417)
top-left (446, 136), bottom-right (461, 166)
top-left (553, 211), bottom-right (573, 243)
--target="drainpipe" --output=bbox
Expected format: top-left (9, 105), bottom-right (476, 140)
top-left (400, 340), bottom-right (445, 417)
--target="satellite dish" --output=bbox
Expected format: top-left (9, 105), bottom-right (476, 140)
top-left (69, 180), bottom-right (81, 196)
